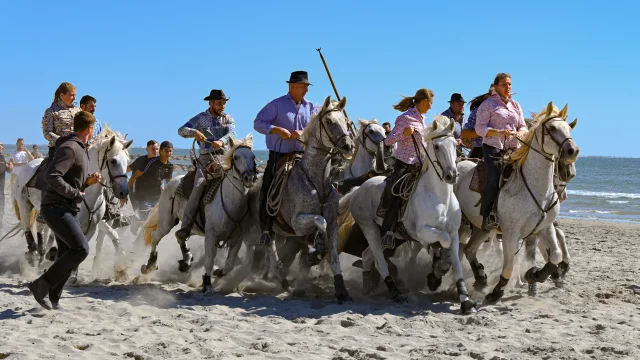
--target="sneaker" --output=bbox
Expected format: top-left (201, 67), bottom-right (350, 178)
top-left (27, 277), bottom-right (52, 310)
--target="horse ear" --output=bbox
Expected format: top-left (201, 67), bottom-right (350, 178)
top-left (559, 104), bottom-right (568, 119)
top-left (337, 97), bottom-right (347, 110)
top-left (357, 118), bottom-right (367, 127)
top-left (448, 119), bottom-right (455, 132)
top-left (545, 102), bottom-right (554, 117)
top-left (568, 118), bottom-right (578, 129)
top-left (109, 136), bottom-right (116, 147)
top-left (432, 120), bottom-right (438, 130)
top-left (124, 140), bottom-right (133, 150)
top-left (323, 96), bottom-right (332, 109)
top-left (228, 137), bottom-right (235, 148)
top-left (244, 133), bottom-right (254, 149)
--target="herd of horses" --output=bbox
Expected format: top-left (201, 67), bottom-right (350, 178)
top-left (8, 96), bottom-right (580, 314)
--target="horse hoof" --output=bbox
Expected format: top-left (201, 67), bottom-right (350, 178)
top-left (473, 277), bottom-right (488, 291)
top-left (45, 247), bottom-right (58, 262)
top-left (461, 299), bottom-right (477, 314)
top-left (336, 293), bottom-right (353, 304)
top-left (307, 250), bottom-right (323, 266)
top-left (202, 285), bottom-right (214, 294)
top-left (68, 277), bottom-right (78, 286)
top-left (528, 282), bottom-right (538, 297)
top-left (484, 290), bottom-right (504, 305)
top-left (392, 292), bottom-right (408, 304)
top-left (140, 263), bottom-right (158, 275)
top-left (426, 273), bottom-right (442, 291)
top-left (178, 260), bottom-right (191, 273)
top-left (25, 252), bottom-right (38, 267)
top-left (213, 268), bottom-right (225, 278)
top-left (293, 288), bottom-right (306, 298)
top-left (524, 267), bottom-right (539, 283)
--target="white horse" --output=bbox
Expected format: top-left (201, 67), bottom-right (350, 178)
top-left (454, 102), bottom-right (579, 304)
top-left (140, 135), bottom-right (258, 289)
top-left (334, 118), bottom-right (388, 192)
top-left (12, 128), bottom-right (132, 272)
top-left (339, 115), bottom-right (478, 313)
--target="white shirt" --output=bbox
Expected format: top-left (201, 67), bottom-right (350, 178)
top-left (10, 150), bottom-right (29, 176)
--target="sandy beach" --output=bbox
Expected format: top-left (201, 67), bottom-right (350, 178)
top-left (1, 182), bottom-right (639, 360)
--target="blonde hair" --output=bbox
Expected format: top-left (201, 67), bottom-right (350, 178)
top-left (393, 88), bottom-right (434, 112)
top-left (53, 82), bottom-right (76, 104)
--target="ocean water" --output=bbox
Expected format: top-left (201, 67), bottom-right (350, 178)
top-left (3, 144), bottom-right (637, 223)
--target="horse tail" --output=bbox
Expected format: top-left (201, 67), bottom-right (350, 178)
top-left (143, 205), bottom-right (160, 246)
top-left (337, 187), bottom-right (358, 254)
top-left (13, 200), bottom-right (21, 221)
top-left (29, 209), bottom-right (38, 228)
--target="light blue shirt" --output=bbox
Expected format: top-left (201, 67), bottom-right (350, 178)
top-left (253, 94), bottom-right (317, 153)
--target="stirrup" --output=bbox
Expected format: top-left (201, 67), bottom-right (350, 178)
top-left (381, 231), bottom-right (395, 250)
top-left (482, 212), bottom-right (499, 231)
top-left (259, 231), bottom-right (272, 246)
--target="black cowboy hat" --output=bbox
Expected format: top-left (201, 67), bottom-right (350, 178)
top-left (286, 71), bottom-right (312, 85)
top-left (449, 93), bottom-right (466, 103)
top-left (204, 89), bottom-right (230, 101)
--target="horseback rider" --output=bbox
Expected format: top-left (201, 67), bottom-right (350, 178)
top-left (254, 70), bottom-right (317, 244)
top-left (128, 141), bottom-right (174, 223)
top-left (28, 111), bottom-right (101, 310)
top-left (475, 73), bottom-right (528, 230)
top-left (461, 89), bottom-right (493, 159)
top-left (79, 95), bottom-right (104, 140)
top-left (42, 82), bottom-right (82, 160)
top-left (378, 88), bottom-right (434, 246)
top-left (441, 93), bottom-right (466, 155)
top-left (174, 89), bottom-right (237, 241)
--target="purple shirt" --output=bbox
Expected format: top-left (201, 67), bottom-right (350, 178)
top-left (384, 107), bottom-right (426, 165)
top-left (253, 94), bottom-right (317, 153)
top-left (475, 95), bottom-right (527, 150)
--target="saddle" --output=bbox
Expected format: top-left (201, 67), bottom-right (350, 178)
top-left (375, 162), bottom-right (421, 230)
top-left (271, 152), bottom-right (303, 235)
top-left (175, 169), bottom-right (225, 233)
top-left (468, 156), bottom-right (516, 210)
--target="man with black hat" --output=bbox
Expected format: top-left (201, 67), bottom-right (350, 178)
top-left (174, 89), bottom-right (236, 241)
top-left (254, 71), bottom-right (317, 244)
top-left (441, 93), bottom-right (466, 154)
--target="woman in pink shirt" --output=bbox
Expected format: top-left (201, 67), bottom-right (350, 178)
top-left (378, 88), bottom-right (434, 246)
top-left (475, 73), bottom-right (528, 230)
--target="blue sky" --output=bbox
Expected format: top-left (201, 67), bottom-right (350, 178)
top-left (0, 1), bottom-right (638, 156)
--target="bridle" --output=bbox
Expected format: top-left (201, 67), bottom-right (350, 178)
top-left (412, 132), bottom-right (456, 182)
top-left (358, 124), bottom-right (382, 158)
top-left (306, 107), bottom-right (353, 159)
top-left (516, 117), bottom-right (574, 163)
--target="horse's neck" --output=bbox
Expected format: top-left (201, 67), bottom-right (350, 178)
top-left (300, 145), bottom-right (332, 191)
top-left (84, 147), bottom-right (104, 207)
top-left (414, 145), bottom-right (451, 202)
top-left (222, 168), bottom-right (248, 202)
top-left (519, 137), bottom-right (555, 199)
top-left (348, 137), bottom-right (374, 178)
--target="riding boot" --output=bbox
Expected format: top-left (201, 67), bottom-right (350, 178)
top-left (176, 178), bottom-right (207, 242)
top-left (259, 151), bottom-right (278, 245)
top-left (481, 144), bottom-right (502, 230)
top-left (378, 159), bottom-right (409, 249)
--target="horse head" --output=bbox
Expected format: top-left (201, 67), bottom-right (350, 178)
top-left (304, 96), bottom-right (355, 160)
top-left (537, 102), bottom-right (580, 164)
top-left (357, 118), bottom-right (387, 173)
top-left (92, 131), bottom-right (132, 199)
top-left (226, 134), bottom-right (258, 189)
top-left (424, 115), bottom-right (459, 185)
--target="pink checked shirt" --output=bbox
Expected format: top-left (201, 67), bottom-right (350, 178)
top-left (475, 95), bottom-right (527, 150)
top-left (384, 107), bottom-right (426, 165)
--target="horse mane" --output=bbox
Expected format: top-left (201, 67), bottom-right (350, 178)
top-left (221, 134), bottom-right (254, 171)
top-left (507, 102), bottom-right (567, 168)
top-left (299, 100), bottom-right (343, 145)
top-left (90, 125), bottom-right (130, 159)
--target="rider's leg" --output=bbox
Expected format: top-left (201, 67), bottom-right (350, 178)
top-left (480, 144), bottom-right (501, 230)
top-left (259, 151), bottom-right (278, 244)
top-left (175, 156), bottom-right (212, 241)
top-left (379, 159), bottom-right (409, 248)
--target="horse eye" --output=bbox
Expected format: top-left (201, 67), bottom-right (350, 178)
top-left (367, 129), bottom-right (373, 134)
top-left (110, 159), bottom-right (117, 165)
top-left (434, 145), bottom-right (440, 150)
top-left (549, 126), bottom-right (557, 131)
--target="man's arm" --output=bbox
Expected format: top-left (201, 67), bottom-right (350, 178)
top-left (216, 116), bottom-right (237, 146)
top-left (128, 170), bottom-right (144, 192)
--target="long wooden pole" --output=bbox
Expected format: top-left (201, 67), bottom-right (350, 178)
top-left (316, 48), bottom-right (357, 137)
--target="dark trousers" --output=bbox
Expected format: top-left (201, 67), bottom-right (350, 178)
top-left (41, 203), bottom-right (90, 301)
top-left (259, 151), bottom-right (280, 232)
top-left (480, 144), bottom-right (502, 216)
top-left (468, 146), bottom-right (483, 159)
top-left (380, 159), bottom-right (410, 232)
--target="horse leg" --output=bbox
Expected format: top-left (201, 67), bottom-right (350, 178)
top-left (177, 238), bottom-right (194, 273)
top-left (292, 242), bottom-right (312, 298)
top-left (360, 223), bottom-right (405, 303)
top-left (93, 227), bottom-right (106, 276)
top-left (361, 247), bottom-right (378, 296)
top-left (415, 225), bottom-right (453, 291)
top-left (266, 234), bottom-right (293, 294)
top-left (325, 214), bottom-right (352, 304)
top-left (463, 225), bottom-right (492, 290)
top-left (35, 222), bottom-right (46, 263)
top-left (202, 227), bottom-right (218, 294)
top-left (525, 225), bottom-right (561, 285)
top-left (549, 224), bottom-right (570, 287)
top-left (523, 235), bottom-right (539, 296)
top-left (485, 232), bottom-right (518, 304)
top-left (450, 232), bottom-right (477, 314)
top-left (140, 218), bottom-right (174, 274)
top-left (215, 231), bottom-right (243, 278)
